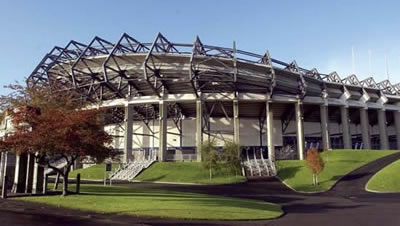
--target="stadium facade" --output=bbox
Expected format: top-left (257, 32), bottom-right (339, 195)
top-left (24, 32), bottom-right (400, 163)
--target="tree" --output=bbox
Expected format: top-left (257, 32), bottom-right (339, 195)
top-left (222, 141), bottom-right (241, 175)
top-left (305, 148), bottom-right (325, 186)
top-left (201, 140), bottom-right (219, 181)
top-left (0, 84), bottom-right (119, 196)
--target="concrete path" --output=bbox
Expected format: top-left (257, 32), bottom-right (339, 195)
top-left (1, 152), bottom-right (400, 226)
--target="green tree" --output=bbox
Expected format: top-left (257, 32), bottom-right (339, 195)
top-left (305, 148), bottom-right (325, 186)
top-left (201, 140), bottom-right (219, 181)
top-left (222, 141), bottom-right (241, 175)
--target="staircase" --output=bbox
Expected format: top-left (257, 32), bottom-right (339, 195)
top-left (242, 148), bottom-right (277, 177)
top-left (110, 158), bottom-right (156, 181)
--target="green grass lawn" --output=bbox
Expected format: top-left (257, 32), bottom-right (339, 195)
top-left (69, 164), bottom-right (119, 180)
top-left (366, 159), bottom-right (400, 192)
top-left (17, 184), bottom-right (282, 220)
top-left (135, 162), bottom-right (246, 184)
top-left (277, 149), bottom-right (397, 192)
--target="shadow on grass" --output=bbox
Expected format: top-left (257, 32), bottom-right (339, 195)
top-left (277, 166), bottom-right (303, 180)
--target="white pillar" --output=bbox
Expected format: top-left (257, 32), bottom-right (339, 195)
top-left (159, 101), bottom-right (167, 162)
top-left (123, 105), bottom-right (133, 163)
top-left (0, 152), bottom-right (4, 186)
top-left (360, 108), bottom-right (371, 149)
top-left (196, 100), bottom-right (203, 162)
top-left (340, 106), bottom-right (351, 149)
top-left (320, 105), bottom-right (330, 150)
top-left (378, 109), bottom-right (389, 150)
top-left (295, 100), bottom-right (305, 160)
top-left (233, 99), bottom-right (240, 145)
top-left (266, 101), bottom-right (275, 160)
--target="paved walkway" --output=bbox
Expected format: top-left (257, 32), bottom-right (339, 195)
top-left (1, 152), bottom-right (400, 226)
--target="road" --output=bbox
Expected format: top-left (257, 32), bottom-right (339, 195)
top-left (1, 152), bottom-right (400, 226)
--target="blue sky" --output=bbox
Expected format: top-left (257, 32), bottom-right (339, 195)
top-left (1, 0), bottom-right (400, 94)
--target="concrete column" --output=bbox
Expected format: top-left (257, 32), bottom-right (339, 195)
top-left (0, 152), bottom-right (8, 189)
top-left (233, 99), bottom-right (240, 145)
top-left (320, 105), bottom-right (330, 150)
top-left (295, 100), bottom-right (305, 160)
top-left (340, 106), bottom-right (351, 149)
top-left (378, 109), bottom-right (389, 150)
top-left (158, 101), bottom-right (167, 162)
top-left (394, 111), bottom-right (400, 150)
top-left (12, 153), bottom-right (27, 193)
top-left (31, 153), bottom-right (43, 194)
top-left (24, 153), bottom-right (34, 193)
top-left (123, 105), bottom-right (133, 163)
top-left (266, 101), bottom-right (275, 161)
top-left (0, 152), bottom-right (4, 186)
top-left (196, 100), bottom-right (203, 162)
top-left (32, 160), bottom-right (44, 194)
top-left (360, 108), bottom-right (371, 149)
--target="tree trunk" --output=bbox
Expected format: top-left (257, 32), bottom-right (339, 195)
top-left (209, 168), bottom-right (212, 181)
top-left (316, 175), bottom-right (319, 185)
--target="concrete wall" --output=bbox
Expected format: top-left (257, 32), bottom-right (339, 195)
top-left (104, 117), bottom-right (284, 149)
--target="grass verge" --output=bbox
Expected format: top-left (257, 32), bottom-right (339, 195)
top-left (17, 184), bottom-right (282, 220)
top-left (277, 149), bottom-right (397, 192)
top-left (366, 159), bottom-right (400, 192)
top-left (135, 162), bottom-right (246, 184)
top-left (69, 164), bottom-right (119, 180)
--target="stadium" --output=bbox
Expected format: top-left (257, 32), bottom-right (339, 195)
top-left (18, 32), bottom-right (400, 178)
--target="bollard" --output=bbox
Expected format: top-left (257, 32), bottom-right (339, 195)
top-left (76, 174), bottom-right (80, 194)
top-left (1, 176), bottom-right (7, 199)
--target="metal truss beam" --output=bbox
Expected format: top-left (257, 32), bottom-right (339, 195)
top-left (71, 36), bottom-right (115, 101)
top-left (258, 50), bottom-right (275, 95)
top-left (377, 80), bottom-right (399, 95)
top-left (103, 33), bottom-right (149, 98)
top-left (285, 61), bottom-right (307, 98)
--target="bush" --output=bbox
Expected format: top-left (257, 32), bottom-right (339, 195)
top-left (222, 141), bottom-right (241, 175)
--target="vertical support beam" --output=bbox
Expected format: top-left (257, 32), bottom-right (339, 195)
top-left (340, 106), bottom-right (352, 149)
top-left (158, 100), bottom-right (167, 162)
top-left (233, 99), bottom-right (240, 145)
top-left (320, 105), bottom-right (330, 150)
top-left (42, 174), bottom-right (48, 195)
top-left (32, 153), bottom-right (44, 194)
top-left (360, 108), bottom-right (371, 149)
top-left (123, 105), bottom-right (133, 163)
top-left (24, 153), bottom-right (34, 193)
top-left (378, 109), bottom-right (389, 150)
top-left (295, 100), bottom-right (305, 160)
top-left (196, 100), bottom-right (203, 162)
top-left (266, 101), bottom-right (275, 161)
top-left (394, 110), bottom-right (400, 150)
top-left (0, 152), bottom-right (4, 186)
top-left (0, 152), bottom-right (7, 190)
top-left (12, 153), bottom-right (27, 193)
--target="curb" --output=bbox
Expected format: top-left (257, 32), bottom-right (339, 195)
top-left (276, 151), bottom-right (400, 194)
top-left (364, 159), bottom-right (400, 194)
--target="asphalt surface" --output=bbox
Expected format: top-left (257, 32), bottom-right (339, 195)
top-left (1, 152), bottom-right (400, 226)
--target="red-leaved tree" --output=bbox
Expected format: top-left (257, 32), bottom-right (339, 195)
top-left (0, 84), bottom-right (119, 196)
top-left (305, 148), bottom-right (325, 186)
